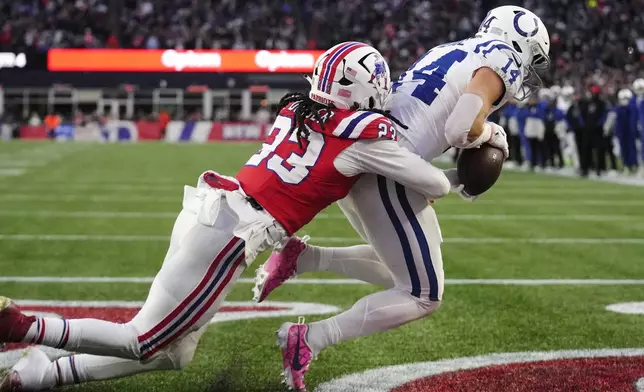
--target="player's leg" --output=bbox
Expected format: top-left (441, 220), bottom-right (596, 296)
top-left (543, 131), bottom-right (554, 168)
top-left (3, 197), bottom-right (247, 388)
top-left (628, 135), bottom-right (639, 172)
top-left (605, 136), bottom-right (618, 171)
top-left (253, 193), bottom-right (394, 302)
top-left (528, 137), bottom-right (538, 169)
top-left (9, 325), bottom-right (206, 390)
top-left (295, 195), bottom-right (394, 287)
top-left (304, 175), bottom-right (443, 349)
top-left (278, 175), bottom-right (443, 388)
top-left (2, 208), bottom-right (198, 359)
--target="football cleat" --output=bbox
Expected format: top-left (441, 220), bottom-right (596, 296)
top-left (277, 318), bottom-right (313, 392)
top-left (1, 348), bottom-right (52, 391)
top-left (0, 297), bottom-right (35, 344)
top-left (252, 236), bottom-right (309, 303)
top-left (0, 370), bottom-right (21, 392)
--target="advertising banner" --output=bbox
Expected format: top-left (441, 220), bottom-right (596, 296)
top-left (18, 121), bottom-right (264, 142)
top-left (165, 121), bottom-right (268, 142)
top-left (0, 51), bottom-right (47, 70)
top-left (19, 121), bottom-right (163, 141)
top-left (48, 49), bottom-right (324, 73)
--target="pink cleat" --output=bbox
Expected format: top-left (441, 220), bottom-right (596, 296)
top-left (277, 318), bottom-right (313, 391)
top-left (0, 297), bottom-right (35, 344)
top-left (253, 236), bottom-right (308, 303)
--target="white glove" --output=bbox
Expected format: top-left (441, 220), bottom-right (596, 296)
top-left (484, 122), bottom-right (509, 160)
top-left (443, 168), bottom-right (477, 202)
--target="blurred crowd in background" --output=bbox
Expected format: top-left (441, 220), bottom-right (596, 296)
top-left (2, 0), bottom-right (642, 88)
top-left (2, 0), bottom-right (644, 178)
top-left (488, 80), bottom-right (644, 179)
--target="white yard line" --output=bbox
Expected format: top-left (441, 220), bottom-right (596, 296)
top-left (0, 145), bottom-right (90, 171)
top-left (0, 210), bottom-right (178, 218)
top-left (1, 276), bottom-right (644, 286)
top-left (0, 234), bottom-right (170, 241)
top-left (0, 234), bottom-right (643, 244)
top-left (2, 193), bottom-right (643, 205)
top-left (0, 194), bottom-right (179, 202)
top-left (0, 210), bottom-right (641, 222)
top-left (0, 184), bottom-right (181, 192)
top-left (434, 214), bottom-right (643, 222)
top-left (0, 169), bottom-right (25, 176)
top-left (310, 237), bottom-right (644, 245)
top-left (0, 184), bottom-right (639, 196)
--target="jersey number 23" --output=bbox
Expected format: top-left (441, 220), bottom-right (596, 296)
top-left (245, 116), bottom-right (324, 185)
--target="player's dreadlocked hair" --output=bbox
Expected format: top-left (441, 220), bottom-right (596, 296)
top-left (275, 92), bottom-right (408, 147)
top-left (276, 92), bottom-right (329, 147)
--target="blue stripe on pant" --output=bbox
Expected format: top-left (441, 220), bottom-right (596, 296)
top-left (377, 175), bottom-right (421, 297)
top-left (395, 183), bottom-right (439, 301)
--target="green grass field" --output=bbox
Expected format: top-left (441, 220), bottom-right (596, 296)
top-left (1, 141), bottom-right (644, 391)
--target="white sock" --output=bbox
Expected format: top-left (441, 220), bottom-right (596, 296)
top-left (20, 353), bottom-right (176, 390)
top-left (23, 317), bottom-right (140, 359)
top-left (306, 289), bottom-right (440, 355)
top-left (297, 244), bottom-right (394, 288)
top-left (54, 354), bottom-right (176, 386)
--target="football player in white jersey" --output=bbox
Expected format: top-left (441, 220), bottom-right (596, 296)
top-left (253, 5), bottom-right (551, 391)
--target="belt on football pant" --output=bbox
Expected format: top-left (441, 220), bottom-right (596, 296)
top-left (202, 172), bottom-right (264, 212)
top-left (246, 196), bottom-right (264, 211)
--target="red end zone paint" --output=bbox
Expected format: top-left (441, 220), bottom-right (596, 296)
top-left (393, 356), bottom-right (644, 392)
top-left (0, 300), bottom-right (341, 370)
top-left (315, 349), bottom-right (644, 392)
top-left (0, 304), bottom-right (287, 354)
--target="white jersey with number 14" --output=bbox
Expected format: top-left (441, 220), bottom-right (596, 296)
top-left (387, 35), bottom-right (525, 161)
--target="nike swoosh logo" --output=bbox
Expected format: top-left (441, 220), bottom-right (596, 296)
top-left (292, 326), bottom-right (303, 371)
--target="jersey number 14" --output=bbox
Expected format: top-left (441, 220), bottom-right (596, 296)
top-left (395, 49), bottom-right (467, 106)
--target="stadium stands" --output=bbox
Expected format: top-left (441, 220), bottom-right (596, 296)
top-left (2, 0), bottom-right (642, 83)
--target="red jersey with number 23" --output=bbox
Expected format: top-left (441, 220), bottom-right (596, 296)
top-left (236, 102), bottom-right (396, 235)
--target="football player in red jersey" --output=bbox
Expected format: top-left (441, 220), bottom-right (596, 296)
top-left (0, 42), bottom-right (452, 391)
top-left (255, 7), bottom-right (545, 391)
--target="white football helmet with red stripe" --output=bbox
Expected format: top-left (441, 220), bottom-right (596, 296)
top-left (308, 42), bottom-right (391, 110)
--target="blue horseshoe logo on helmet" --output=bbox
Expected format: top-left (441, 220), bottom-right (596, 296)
top-left (513, 11), bottom-right (539, 37)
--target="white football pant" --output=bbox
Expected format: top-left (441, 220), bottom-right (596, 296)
top-left (300, 172), bottom-right (445, 354)
top-left (17, 197), bottom-right (247, 389)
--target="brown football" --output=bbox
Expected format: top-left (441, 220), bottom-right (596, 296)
top-left (456, 145), bottom-right (504, 196)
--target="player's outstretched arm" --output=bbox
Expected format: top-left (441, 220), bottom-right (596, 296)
top-left (335, 139), bottom-right (451, 200)
top-left (444, 67), bottom-right (509, 158)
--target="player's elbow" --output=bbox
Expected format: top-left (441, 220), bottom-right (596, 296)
top-left (426, 172), bottom-right (451, 200)
top-left (436, 173), bottom-right (452, 199)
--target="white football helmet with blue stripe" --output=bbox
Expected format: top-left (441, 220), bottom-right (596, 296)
top-left (618, 88), bottom-right (634, 105)
top-left (633, 78), bottom-right (644, 96)
top-left (478, 6), bottom-right (550, 99)
top-left (308, 42), bottom-right (391, 110)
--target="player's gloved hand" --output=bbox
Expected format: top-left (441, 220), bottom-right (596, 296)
top-left (484, 122), bottom-right (509, 160)
top-left (442, 168), bottom-right (477, 202)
